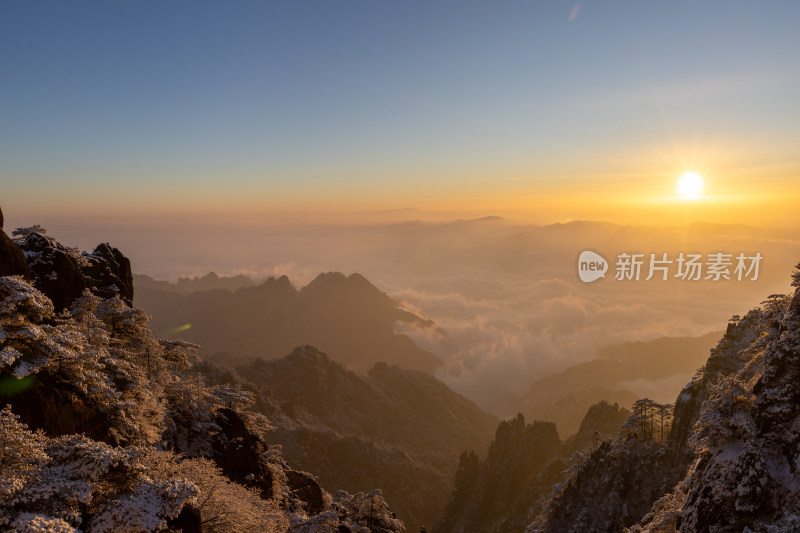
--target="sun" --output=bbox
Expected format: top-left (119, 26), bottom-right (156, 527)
top-left (677, 172), bottom-right (704, 200)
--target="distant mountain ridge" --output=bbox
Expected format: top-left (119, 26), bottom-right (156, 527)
top-left (135, 271), bottom-right (440, 373)
top-left (134, 272), bottom-right (256, 293)
top-left (516, 332), bottom-right (721, 437)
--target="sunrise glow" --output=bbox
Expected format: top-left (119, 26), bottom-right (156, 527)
top-left (677, 172), bottom-right (704, 201)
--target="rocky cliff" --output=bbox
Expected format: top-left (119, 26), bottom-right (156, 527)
top-left (0, 227), bottom-right (406, 532)
top-left (528, 267), bottom-right (800, 532)
top-left (435, 401), bottom-right (629, 533)
top-left (435, 266), bottom-right (800, 532)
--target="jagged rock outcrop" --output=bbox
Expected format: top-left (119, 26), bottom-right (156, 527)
top-left (434, 401), bottom-right (630, 533)
top-left (2, 371), bottom-right (115, 444)
top-left (663, 288), bottom-right (800, 532)
top-left (208, 406), bottom-right (327, 515)
top-left (534, 439), bottom-right (682, 532)
top-left (524, 271), bottom-right (800, 533)
top-left (211, 407), bottom-right (277, 499)
top-left (13, 232), bottom-right (134, 311)
top-left (82, 242), bottom-right (134, 305)
top-left (0, 265), bottom-right (406, 532)
top-left (435, 414), bottom-right (564, 533)
top-left (451, 450), bottom-right (480, 502)
top-left (526, 308), bottom-right (768, 533)
top-left (564, 400), bottom-right (631, 453)
top-left (286, 470), bottom-right (325, 515)
top-left (0, 229), bottom-right (30, 278)
top-left (15, 231), bottom-right (86, 311)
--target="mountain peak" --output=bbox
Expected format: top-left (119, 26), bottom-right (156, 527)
top-left (302, 271), bottom-right (376, 293)
top-left (285, 344), bottom-right (331, 364)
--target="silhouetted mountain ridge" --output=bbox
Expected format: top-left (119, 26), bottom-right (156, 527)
top-left (134, 272), bottom-right (256, 293)
top-left (135, 271), bottom-right (439, 373)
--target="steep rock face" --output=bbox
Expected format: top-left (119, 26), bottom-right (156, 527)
top-left (451, 450), bottom-right (480, 503)
top-left (565, 400), bottom-right (631, 453)
top-left (285, 470), bottom-right (325, 516)
top-left (209, 407), bottom-right (327, 514)
top-left (13, 232), bottom-right (134, 311)
top-left (527, 275), bottom-right (800, 533)
top-left (2, 371), bottom-right (115, 444)
top-left (435, 414), bottom-right (564, 533)
top-left (0, 230), bottom-right (30, 278)
top-left (81, 242), bottom-right (134, 305)
top-left (434, 401), bottom-right (630, 533)
top-left (666, 289), bottom-right (800, 532)
top-left (15, 232), bottom-right (86, 311)
top-left (536, 439), bottom-right (682, 533)
top-left (528, 308), bottom-right (769, 533)
top-left (665, 313), bottom-right (761, 460)
top-left (211, 407), bottom-right (276, 499)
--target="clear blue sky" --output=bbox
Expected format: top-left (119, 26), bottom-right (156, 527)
top-left (2, 1), bottom-right (799, 223)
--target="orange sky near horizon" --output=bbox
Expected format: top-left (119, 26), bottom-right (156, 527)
top-left (6, 167), bottom-right (798, 232)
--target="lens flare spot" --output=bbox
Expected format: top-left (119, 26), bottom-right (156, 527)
top-left (0, 375), bottom-right (37, 397)
top-left (165, 323), bottom-right (192, 336)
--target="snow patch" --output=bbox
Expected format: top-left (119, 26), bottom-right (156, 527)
top-left (0, 346), bottom-right (23, 369)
